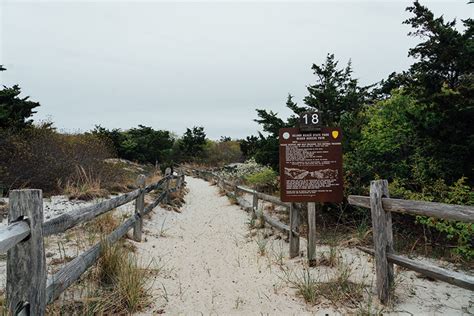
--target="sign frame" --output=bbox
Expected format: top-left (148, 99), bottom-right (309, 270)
top-left (279, 127), bottom-right (343, 203)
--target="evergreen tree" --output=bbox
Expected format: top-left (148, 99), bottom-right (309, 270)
top-left (179, 126), bottom-right (207, 160)
top-left (249, 54), bottom-right (369, 170)
top-left (0, 66), bottom-right (40, 131)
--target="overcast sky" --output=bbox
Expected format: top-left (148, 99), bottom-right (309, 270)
top-left (0, 1), bottom-right (471, 139)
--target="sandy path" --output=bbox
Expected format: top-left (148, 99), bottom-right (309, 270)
top-left (134, 176), bottom-right (474, 315)
top-left (136, 176), bottom-right (311, 315)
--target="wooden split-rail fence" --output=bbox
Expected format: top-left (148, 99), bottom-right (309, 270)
top-left (0, 169), bottom-right (185, 315)
top-left (348, 179), bottom-right (474, 303)
top-left (188, 169), bottom-right (474, 304)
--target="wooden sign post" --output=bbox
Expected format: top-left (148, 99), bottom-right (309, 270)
top-left (279, 112), bottom-right (343, 266)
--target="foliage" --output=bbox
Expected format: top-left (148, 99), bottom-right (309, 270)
top-left (92, 125), bottom-right (174, 165)
top-left (202, 139), bottom-right (242, 166)
top-left (0, 124), bottom-right (130, 195)
top-left (246, 54), bottom-right (369, 171)
top-left (178, 126), bottom-right (207, 161)
top-left (240, 135), bottom-right (259, 159)
top-left (389, 2), bottom-right (474, 184)
top-left (0, 66), bottom-right (40, 132)
top-left (215, 158), bottom-right (270, 183)
top-left (244, 168), bottom-right (278, 193)
top-left (389, 177), bottom-right (474, 259)
top-left (345, 92), bottom-right (421, 192)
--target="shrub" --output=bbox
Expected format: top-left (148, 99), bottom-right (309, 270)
top-left (0, 125), bottom-right (132, 196)
top-left (245, 168), bottom-right (278, 193)
top-left (202, 140), bottom-right (243, 166)
top-left (390, 177), bottom-right (474, 259)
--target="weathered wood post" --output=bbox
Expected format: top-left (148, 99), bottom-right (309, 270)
top-left (370, 179), bottom-right (394, 304)
top-left (133, 174), bottom-right (146, 242)
top-left (307, 202), bottom-right (317, 266)
top-left (252, 191), bottom-right (258, 220)
top-left (177, 174), bottom-right (183, 189)
top-left (289, 202), bottom-right (300, 258)
top-left (164, 167), bottom-right (172, 203)
top-left (7, 190), bottom-right (46, 315)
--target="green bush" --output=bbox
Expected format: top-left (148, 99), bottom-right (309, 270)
top-left (244, 168), bottom-right (278, 194)
top-left (389, 177), bottom-right (474, 259)
top-left (201, 140), bottom-right (242, 166)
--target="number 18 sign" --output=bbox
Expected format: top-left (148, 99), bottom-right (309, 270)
top-left (299, 111), bottom-right (322, 132)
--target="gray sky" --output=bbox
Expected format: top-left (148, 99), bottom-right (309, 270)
top-left (1, 1), bottom-right (471, 139)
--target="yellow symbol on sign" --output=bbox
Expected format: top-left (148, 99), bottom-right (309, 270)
top-left (332, 130), bottom-right (339, 139)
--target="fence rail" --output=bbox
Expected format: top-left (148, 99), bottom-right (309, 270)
top-left (348, 180), bottom-right (474, 304)
top-left (0, 221), bottom-right (30, 254)
top-left (348, 195), bottom-right (474, 223)
top-left (1, 169), bottom-right (185, 315)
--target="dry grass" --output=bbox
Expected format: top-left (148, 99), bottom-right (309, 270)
top-left (0, 291), bottom-right (5, 316)
top-left (97, 239), bottom-right (125, 286)
top-left (87, 212), bottom-right (120, 236)
top-left (62, 166), bottom-right (109, 201)
top-left (291, 262), bottom-right (366, 309)
top-left (256, 234), bottom-right (268, 256)
top-left (318, 245), bottom-right (339, 267)
top-left (46, 239), bottom-right (153, 315)
top-left (145, 170), bottom-right (162, 187)
top-left (0, 201), bottom-right (8, 220)
top-left (255, 210), bottom-right (266, 229)
top-left (99, 254), bottom-right (152, 313)
top-left (161, 186), bottom-right (188, 213)
top-left (226, 193), bottom-right (239, 205)
top-left (91, 241), bottom-right (152, 314)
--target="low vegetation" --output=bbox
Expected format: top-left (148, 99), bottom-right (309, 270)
top-left (289, 262), bottom-right (366, 309)
top-left (61, 166), bottom-right (109, 201)
top-left (46, 237), bottom-right (154, 315)
top-left (94, 241), bottom-right (152, 314)
top-left (244, 168), bottom-right (278, 194)
top-left (0, 123), bottom-right (138, 197)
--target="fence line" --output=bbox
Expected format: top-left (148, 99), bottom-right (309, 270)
top-left (1, 170), bottom-right (185, 315)
top-left (349, 179), bottom-right (474, 303)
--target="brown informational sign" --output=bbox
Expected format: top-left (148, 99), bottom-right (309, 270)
top-left (279, 127), bottom-right (343, 203)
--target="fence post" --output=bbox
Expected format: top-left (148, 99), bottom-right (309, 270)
top-left (7, 190), bottom-right (46, 315)
top-left (164, 168), bottom-right (172, 203)
top-left (133, 175), bottom-right (146, 242)
top-left (177, 174), bottom-right (182, 189)
top-left (252, 192), bottom-right (258, 219)
top-left (289, 203), bottom-right (300, 258)
top-left (307, 202), bottom-right (317, 266)
top-left (370, 179), bottom-right (394, 304)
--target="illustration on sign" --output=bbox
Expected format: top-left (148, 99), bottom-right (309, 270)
top-left (279, 127), bottom-right (343, 203)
